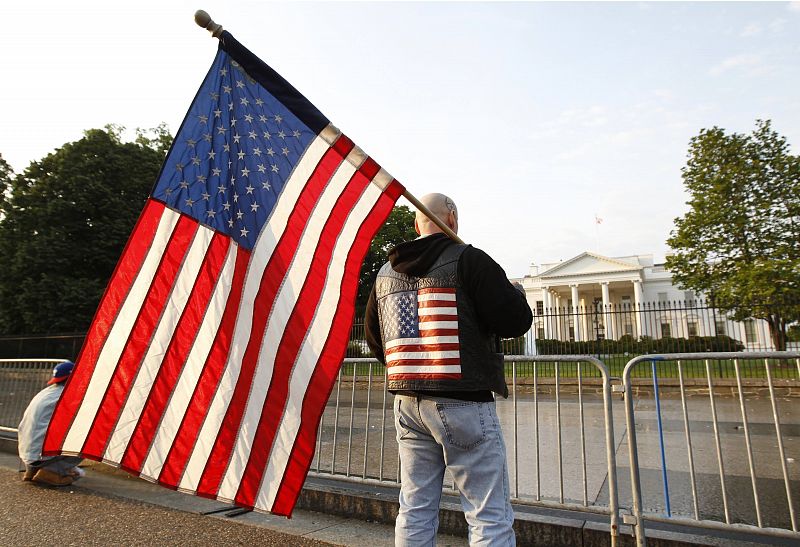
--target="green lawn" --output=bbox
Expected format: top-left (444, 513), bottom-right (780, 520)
top-left (340, 355), bottom-right (800, 381)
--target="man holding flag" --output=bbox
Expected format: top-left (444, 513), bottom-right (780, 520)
top-left (365, 193), bottom-right (532, 546)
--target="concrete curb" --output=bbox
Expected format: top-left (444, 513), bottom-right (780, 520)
top-left (297, 475), bottom-right (711, 547)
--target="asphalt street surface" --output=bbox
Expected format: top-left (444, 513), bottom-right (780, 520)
top-left (0, 466), bottom-right (333, 547)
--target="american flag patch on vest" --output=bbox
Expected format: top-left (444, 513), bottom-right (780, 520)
top-left (383, 287), bottom-right (462, 380)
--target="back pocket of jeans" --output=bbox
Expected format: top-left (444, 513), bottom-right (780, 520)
top-left (395, 398), bottom-right (412, 440)
top-left (436, 402), bottom-right (486, 450)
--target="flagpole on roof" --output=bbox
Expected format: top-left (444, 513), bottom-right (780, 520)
top-left (193, 10), bottom-right (464, 245)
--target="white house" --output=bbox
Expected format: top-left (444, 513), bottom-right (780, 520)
top-left (513, 251), bottom-right (771, 350)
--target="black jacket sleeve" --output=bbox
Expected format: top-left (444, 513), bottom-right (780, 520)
top-left (364, 284), bottom-right (385, 364)
top-left (458, 246), bottom-right (533, 338)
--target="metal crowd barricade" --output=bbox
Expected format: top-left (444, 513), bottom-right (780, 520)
top-left (621, 351), bottom-right (800, 546)
top-left (311, 355), bottom-right (621, 544)
top-left (0, 359), bottom-right (64, 432)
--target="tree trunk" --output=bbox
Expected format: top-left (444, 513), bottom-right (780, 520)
top-left (766, 314), bottom-right (787, 352)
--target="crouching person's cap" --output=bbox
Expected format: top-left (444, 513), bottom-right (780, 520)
top-left (48, 361), bottom-right (75, 385)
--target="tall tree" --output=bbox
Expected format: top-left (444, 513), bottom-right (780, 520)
top-left (356, 205), bottom-right (417, 314)
top-left (0, 153), bottom-right (14, 216)
top-left (0, 126), bottom-right (169, 334)
top-left (666, 120), bottom-right (800, 350)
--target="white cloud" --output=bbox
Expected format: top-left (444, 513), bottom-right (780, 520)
top-left (789, 2), bottom-right (800, 13)
top-left (769, 17), bottom-right (788, 32)
top-left (740, 23), bottom-right (762, 37)
top-left (709, 53), bottom-right (761, 76)
top-left (653, 89), bottom-right (675, 101)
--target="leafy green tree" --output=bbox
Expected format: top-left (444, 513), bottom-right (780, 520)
top-left (0, 153), bottom-right (14, 216)
top-left (356, 205), bottom-right (418, 314)
top-left (666, 120), bottom-right (800, 350)
top-left (0, 126), bottom-right (170, 334)
top-left (788, 323), bottom-right (800, 343)
top-left (135, 123), bottom-right (173, 156)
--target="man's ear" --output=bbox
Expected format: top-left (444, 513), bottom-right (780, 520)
top-left (414, 218), bottom-right (421, 235)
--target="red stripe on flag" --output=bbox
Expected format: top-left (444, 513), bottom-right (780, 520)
top-left (419, 288), bottom-right (455, 294)
top-left (418, 300), bottom-right (456, 308)
top-left (270, 179), bottom-right (404, 516)
top-left (332, 134), bottom-right (354, 157)
top-left (157, 245), bottom-right (250, 487)
top-left (419, 315), bottom-right (458, 322)
top-left (43, 200), bottom-right (166, 455)
top-left (80, 215), bottom-right (200, 458)
top-left (119, 233), bottom-right (232, 474)
top-left (417, 329), bottom-right (459, 337)
top-left (233, 163), bottom-right (371, 508)
top-left (419, 300), bottom-right (456, 308)
top-left (196, 139), bottom-right (354, 496)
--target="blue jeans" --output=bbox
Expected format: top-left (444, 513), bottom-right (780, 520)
top-left (394, 394), bottom-right (515, 547)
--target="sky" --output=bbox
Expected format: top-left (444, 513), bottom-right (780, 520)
top-left (2, 1), bottom-right (799, 278)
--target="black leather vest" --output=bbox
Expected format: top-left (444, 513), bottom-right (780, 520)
top-left (374, 244), bottom-right (507, 397)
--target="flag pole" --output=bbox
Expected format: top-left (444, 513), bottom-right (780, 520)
top-left (194, 10), bottom-right (464, 245)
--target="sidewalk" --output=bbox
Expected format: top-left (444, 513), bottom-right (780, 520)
top-left (0, 452), bottom-right (466, 546)
top-left (3, 443), bottom-right (794, 546)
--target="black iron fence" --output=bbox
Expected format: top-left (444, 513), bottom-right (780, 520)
top-left (526, 299), bottom-right (790, 353)
top-left (346, 299), bottom-right (799, 379)
top-left (0, 333), bottom-right (86, 361)
top-left (2, 300), bottom-right (797, 379)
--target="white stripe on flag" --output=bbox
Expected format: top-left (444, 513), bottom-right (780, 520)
top-left (384, 336), bottom-right (459, 349)
top-left (418, 307), bottom-right (457, 316)
top-left (386, 351), bottom-right (460, 362)
top-left (418, 293), bottom-right (456, 302)
top-left (388, 365), bottom-right (462, 375)
top-left (419, 321), bottom-right (459, 330)
top-left (102, 226), bottom-right (214, 464)
top-left (256, 180), bottom-right (384, 510)
top-left (216, 149), bottom-right (359, 502)
top-left (371, 168), bottom-right (394, 191)
top-left (62, 208), bottom-right (180, 453)
top-left (140, 243), bottom-right (237, 480)
top-left (179, 135), bottom-right (330, 492)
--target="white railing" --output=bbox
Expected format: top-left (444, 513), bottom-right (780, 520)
top-left (4, 353), bottom-right (800, 545)
top-left (621, 352), bottom-right (800, 545)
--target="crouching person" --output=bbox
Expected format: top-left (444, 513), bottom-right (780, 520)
top-left (18, 361), bottom-right (84, 486)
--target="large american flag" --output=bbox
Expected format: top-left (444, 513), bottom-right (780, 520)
top-left (42, 31), bottom-right (403, 516)
top-left (383, 288), bottom-right (462, 380)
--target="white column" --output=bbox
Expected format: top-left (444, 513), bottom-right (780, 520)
top-left (601, 282), bottom-right (612, 340)
top-left (554, 293), bottom-right (563, 340)
top-left (570, 284), bottom-right (581, 342)
top-left (542, 287), bottom-right (552, 339)
top-left (633, 279), bottom-right (644, 338)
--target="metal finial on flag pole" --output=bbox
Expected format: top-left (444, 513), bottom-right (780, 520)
top-left (194, 10), bottom-right (223, 37)
top-left (192, 10), bottom-right (463, 245)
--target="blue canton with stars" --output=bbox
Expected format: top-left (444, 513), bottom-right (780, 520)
top-left (152, 49), bottom-right (316, 250)
top-left (383, 291), bottom-right (419, 341)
